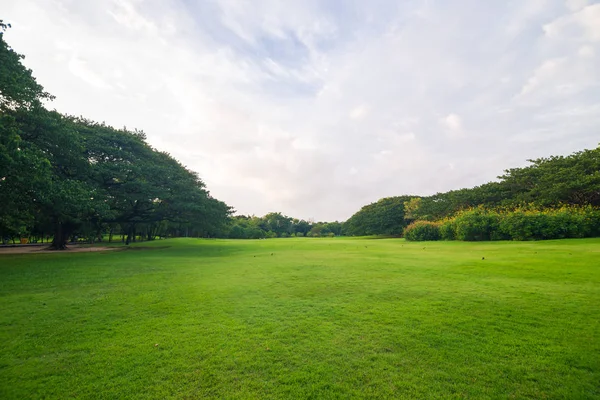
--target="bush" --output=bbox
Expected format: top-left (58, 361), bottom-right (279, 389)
top-left (498, 206), bottom-right (600, 240)
top-left (403, 221), bottom-right (441, 241)
top-left (452, 208), bottom-right (500, 241)
top-left (438, 219), bottom-right (456, 240)
top-left (440, 205), bottom-right (600, 241)
top-left (499, 210), bottom-right (550, 240)
top-left (248, 228), bottom-right (266, 239)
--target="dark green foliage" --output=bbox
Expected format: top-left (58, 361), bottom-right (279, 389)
top-left (225, 214), bottom-right (343, 239)
top-left (421, 206), bottom-right (600, 242)
top-left (452, 208), bottom-right (502, 241)
top-left (500, 148), bottom-right (600, 207)
top-left (0, 29), bottom-right (231, 246)
top-left (400, 146), bottom-right (600, 222)
top-left (403, 221), bottom-right (441, 241)
top-left (497, 206), bottom-right (600, 241)
top-left (438, 220), bottom-right (456, 240)
top-left (349, 146), bottom-right (600, 238)
top-left (345, 196), bottom-right (413, 236)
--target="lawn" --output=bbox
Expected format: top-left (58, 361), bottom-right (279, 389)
top-left (1, 238), bottom-right (599, 399)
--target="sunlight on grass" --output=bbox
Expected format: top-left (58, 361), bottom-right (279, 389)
top-left (1, 238), bottom-right (599, 398)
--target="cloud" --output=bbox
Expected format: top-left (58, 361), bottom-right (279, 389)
top-left (441, 113), bottom-right (464, 138)
top-left (518, 59), bottom-right (564, 97)
top-left (544, 3), bottom-right (600, 41)
top-left (349, 105), bottom-right (369, 120)
top-left (578, 44), bottom-right (595, 56)
top-left (1, 0), bottom-right (599, 220)
top-left (68, 56), bottom-right (113, 90)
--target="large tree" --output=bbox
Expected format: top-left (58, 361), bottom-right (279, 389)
top-left (344, 196), bottom-right (414, 236)
top-left (0, 24), bottom-right (232, 247)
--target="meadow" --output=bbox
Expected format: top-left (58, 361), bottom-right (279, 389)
top-left (1, 237), bottom-right (599, 399)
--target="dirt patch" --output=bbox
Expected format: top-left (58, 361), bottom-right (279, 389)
top-left (0, 244), bottom-right (121, 254)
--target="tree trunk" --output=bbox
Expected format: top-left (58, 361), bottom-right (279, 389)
top-left (49, 222), bottom-right (68, 250)
top-left (125, 224), bottom-right (135, 245)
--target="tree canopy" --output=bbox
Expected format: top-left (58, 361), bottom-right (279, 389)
top-left (0, 24), bottom-right (232, 248)
top-left (344, 145), bottom-right (600, 236)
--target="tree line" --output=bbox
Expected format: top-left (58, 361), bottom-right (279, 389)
top-left (344, 145), bottom-right (600, 238)
top-left (2, 21), bottom-right (598, 245)
top-left (226, 212), bottom-right (342, 239)
top-left (0, 22), bottom-right (232, 249)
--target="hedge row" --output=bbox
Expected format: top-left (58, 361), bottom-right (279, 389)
top-left (404, 206), bottom-right (600, 241)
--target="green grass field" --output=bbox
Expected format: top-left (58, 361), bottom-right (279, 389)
top-left (1, 238), bottom-right (599, 399)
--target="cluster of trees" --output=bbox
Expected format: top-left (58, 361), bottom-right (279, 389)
top-left (0, 22), bottom-right (232, 249)
top-left (404, 146), bottom-right (600, 222)
top-left (343, 196), bottom-right (414, 236)
top-left (345, 145), bottom-right (600, 239)
top-left (226, 212), bottom-right (342, 238)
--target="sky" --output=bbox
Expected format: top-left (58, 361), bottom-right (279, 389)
top-left (3, 0), bottom-right (600, 221)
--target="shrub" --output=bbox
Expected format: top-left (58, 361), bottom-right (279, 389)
top-left (498, 205), bottom-right (600, 240)
top-left (403, 221), bottom-right (441, 241)
top-left (441, 205), bottom-right (600, 241)
top-left (248, 228), bottom-right (266, 239)
top-left (452, 208), bottom-right (500, 241)
top-left (499, 210), bottom-right (551, 240)
top-left (438, 219), bottom-right (456, 240)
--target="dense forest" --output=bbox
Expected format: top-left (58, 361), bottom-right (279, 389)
top-left (2, 20), bottom-right (598, 246)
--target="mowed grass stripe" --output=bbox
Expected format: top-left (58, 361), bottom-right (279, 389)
top-left (1, 238), bottom-right (599, 399)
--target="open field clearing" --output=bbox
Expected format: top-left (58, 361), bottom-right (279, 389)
top-left (1, 238), bottom-right (599, 399)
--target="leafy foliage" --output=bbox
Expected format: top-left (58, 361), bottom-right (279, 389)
top-left (402, 145), bottom-right (600, 223)
top-left (403, 221), bottom-right (441, 241)
top-left (347, 145), bottom-right (599, 238)
top-left (419, 206), bottom-right (600, 242)
top-left (344, 196), bottom-right (413, 236)
top-left (0, 27), bottom-right (231, 247)
top-left (225, 214), bottom-right (343, 239)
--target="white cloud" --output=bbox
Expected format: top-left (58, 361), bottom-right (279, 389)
top-left (544, 4), bottom-right (600, 41)
top-left (68, 56), bottom-right (113, 90)
top-left (518, 59), bottom-right (564, 97)
top-left (442, 113), bottom-right (464, 138)
top-left (349, 105), bottom-right (369, 120)
top-left (1, 0), bottom-right (598, 220)
top-left (578, 44), bottom-right (595, 57)
top-left (109, 0), bottom-right (156, 32)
